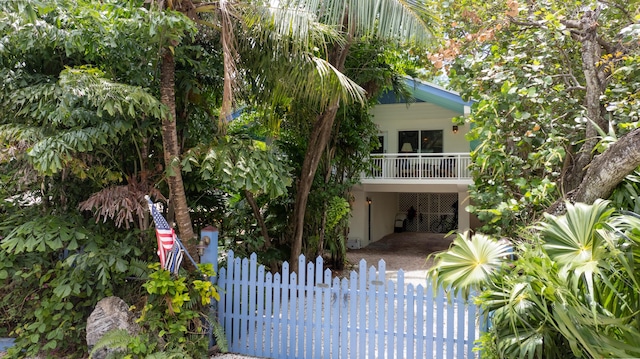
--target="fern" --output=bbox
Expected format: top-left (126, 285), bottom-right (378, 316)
top-left (212, 320), bottom-right (228, 353)
top-left (128, 258), bottom-right (151, 279)
top-left (89, 329), bottom-right (130, 359)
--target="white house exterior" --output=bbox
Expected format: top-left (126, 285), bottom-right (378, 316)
top-left (347, 78), bottom-right (474, 249)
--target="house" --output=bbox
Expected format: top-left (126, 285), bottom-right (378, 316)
top-left (347, 78), bottom-right (474, 249)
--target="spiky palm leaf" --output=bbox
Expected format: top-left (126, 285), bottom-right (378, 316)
top-left (428, 232), bottom-right (512, 298)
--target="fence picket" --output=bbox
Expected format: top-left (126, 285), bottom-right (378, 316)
top-left (295, 255), bottom-right (305, 358)
top-left (435, 285), bottom-right (445, 359)
top-left (216, 252), bottom-right (478, 359)
top-left (376, 260), bottom-right (386, 358)
top-left (247, 254), bottom-right (257, 356)
top-left (272, 272), bottom-right (281, 357)
top-left (239, 257), bottom-right (250, 353)
top-left (467, 297), bottom-right (477, 359)
top-left (289, 270), bottom-right (297, 359)
top-left (407, 284), bottom-right (415, 359)
top-left (397, 270), bottom-right (405, 359)
top-left (331, 277), bottom-right (340, 359)
top-left (358, 260), bottom-right (367, 359)
top-left (457, 292), bottom-right (465, 358)
top-left (426, 280), bottom-right (434, 357)
top-left (313, 257), bottom-right (324, 359)
top-left (348, 270), bottom-right (357, 358)
top-left (280, 261), bottom-right (289, 358)
top-left (254, 263), bottom-right (264, 356)
top-left (367, 265), bottom-right (377, 359)
top-left (321, 269), bottom-right (332, 358)
top-left (447, 288), bottom-right (455, 359)
top-left (386, 280), bottom-right (395, 359)
top-left (305, 260), bottom-right (314, 359)
top-left (263, 271), bottom-right (273, 357)
top-left (231, 255), bottom-right (241, 352)
top-left (416, 285), bottom-right (425, 358)
top-left (339, 278), bottom-right (348, 359)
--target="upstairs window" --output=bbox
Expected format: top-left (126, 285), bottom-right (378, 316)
top-left (398, 130), bottom-right (443, 153)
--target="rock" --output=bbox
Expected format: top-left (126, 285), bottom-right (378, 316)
top-left (86, 296), bottom-right (141, 359)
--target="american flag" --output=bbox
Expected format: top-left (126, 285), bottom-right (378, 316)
top-left (147, 198), bottom-right (183, 274)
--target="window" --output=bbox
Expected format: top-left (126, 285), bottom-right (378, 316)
top-left (398, 130), bottom-right (443, 153)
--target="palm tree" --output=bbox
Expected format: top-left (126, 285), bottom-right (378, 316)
top-left (429, 200), bottom-right (640, 358)
top-left (148, 0), bottom-right (433, 269)
top-left (271, 0), bottom-right (434, 272)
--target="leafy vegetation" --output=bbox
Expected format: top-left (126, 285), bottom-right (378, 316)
top-left (0, 0), bottom-right (426, 356)
top-left (429, 0), bottom-right (640, 235)
top-left (430, 200), bottom-right (640, 358)
top-left (425, 0), bottom-right (640, 357)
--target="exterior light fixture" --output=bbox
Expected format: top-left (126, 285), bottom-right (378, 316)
top-left (452, 125), bottom-right (459, 134)
top-left (366, 197), bottom-right (372, 205)
top-left (197, 236), bottom-right (210, 256)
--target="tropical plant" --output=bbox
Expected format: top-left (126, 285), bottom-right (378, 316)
top-left (0, 211), bottom-right (150, 357)
top-left (429, 0), bottom-right (640, 235)
top-left (429, 200), bottom-right (640, 358)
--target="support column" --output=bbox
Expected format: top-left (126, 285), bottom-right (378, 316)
top-left (200, 226), bottom-right (219, 348)
top-left (457, 189), bottom-right (470, 232)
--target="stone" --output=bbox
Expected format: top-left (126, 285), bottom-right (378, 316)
top-left (86, 296), bottom-right (141, 359)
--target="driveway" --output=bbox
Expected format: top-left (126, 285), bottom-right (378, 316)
top-left (343, 231), bottom-right (454, 286)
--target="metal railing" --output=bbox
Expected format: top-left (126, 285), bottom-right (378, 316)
top-left (366, 153), bottom-right (472, 180)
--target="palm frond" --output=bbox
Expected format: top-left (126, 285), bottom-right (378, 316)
top-left (428, 232), bottom-right (512, 298)
top-left (79, 175), bottom-right (164, 229)
top-left (272, 0), bottom-right (434, 44)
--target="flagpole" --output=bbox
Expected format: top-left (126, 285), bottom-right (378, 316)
top-left (172, 236), bottom-right (199, 270)
top-left (145, 195), bottom-right (201, 273)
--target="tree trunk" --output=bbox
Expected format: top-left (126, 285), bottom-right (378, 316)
top-left (244, 189), bottom-right (271, 250)
top-left (548, 128), bottom-right (640, 214)
top-left (290, 104), bottom-right (340, 271)
top-left (160, 50), bottom-right (197, 259)
top-left (289, 33), bottom-right (353, 273)
top-left (563, 9), bottom-right (608, 192)
top-left (573, 129), bottom-right (640, 203)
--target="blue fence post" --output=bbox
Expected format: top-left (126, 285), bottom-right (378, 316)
top-left (200, 226), bottom-right (219, 348)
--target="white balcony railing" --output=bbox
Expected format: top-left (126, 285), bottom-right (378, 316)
top-left (366, 153), bottom-right (472, 181)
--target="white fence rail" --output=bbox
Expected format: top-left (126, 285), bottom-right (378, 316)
top-left (367, 153), bottom-right (472, 180)
top-left (218, 251), bottom-right (479, 358)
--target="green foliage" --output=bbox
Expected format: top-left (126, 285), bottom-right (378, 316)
top-left (185, 137), bottom-right (292, 199)
top-left (428, 232), bottom-right (511, 298)
top-left (135, 263), bottom-right (222, 357)
top-left (431, 0), bottom-right (640, 236)
top-left (430, 201), bottom-right (640, 358)
top-left (325, 196), bottom-right (350, 231)
top-left (0, 211), bottom-right (149, 357)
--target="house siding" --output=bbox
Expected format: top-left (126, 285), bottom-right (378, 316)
top-left (372, 103), bottom-right (469, 154)
top-left (348, 80), bottom-right (474, 248)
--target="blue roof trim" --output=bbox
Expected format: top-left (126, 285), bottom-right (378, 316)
top-left (378, 77), bottom-right (473, 114)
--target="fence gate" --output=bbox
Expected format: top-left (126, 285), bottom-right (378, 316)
top-left (217, 251), bottom-right (478, 359)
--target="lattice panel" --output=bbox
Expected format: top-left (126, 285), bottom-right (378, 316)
top-left (439, 193), bottom-right (458, 214)
top-left (398, 193), bottom-right (417, 213)
top-left (397, 192), bottom-right (458, 233)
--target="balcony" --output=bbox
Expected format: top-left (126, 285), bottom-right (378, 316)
top-left (363, 153), bottom-right (472, 183)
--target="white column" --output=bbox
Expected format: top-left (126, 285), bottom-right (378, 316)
top-left (457, 189), bottom-right (470, 232)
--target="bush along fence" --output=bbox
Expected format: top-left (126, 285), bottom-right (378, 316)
top-left (216, 251), bottom-right (480, 359)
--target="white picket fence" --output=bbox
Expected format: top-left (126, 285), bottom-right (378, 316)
top-left (218, 251), bottom-right (479, 359)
